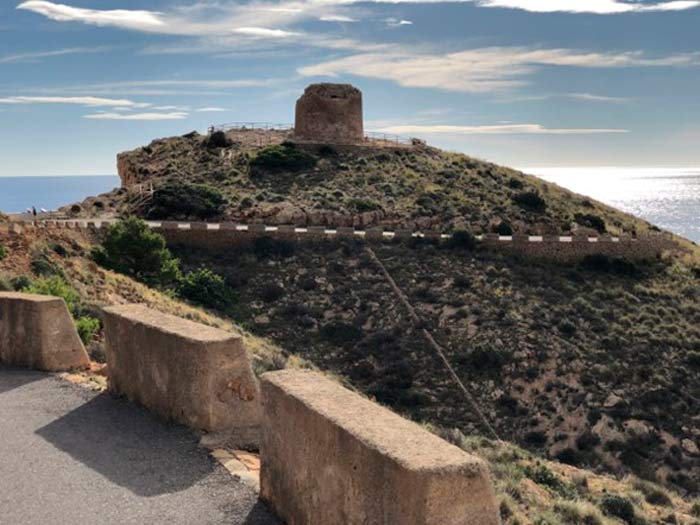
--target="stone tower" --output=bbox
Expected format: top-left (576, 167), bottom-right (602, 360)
top-left (293, 83), bottom-right (364, 144)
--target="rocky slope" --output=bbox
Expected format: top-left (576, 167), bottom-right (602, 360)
top-left (1, 222), bottom-right (700, 524)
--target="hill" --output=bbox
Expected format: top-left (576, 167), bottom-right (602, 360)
top-left (2, 220), bottom-right (700, 524)
top-left (64, 129), bottom-right (669, 239)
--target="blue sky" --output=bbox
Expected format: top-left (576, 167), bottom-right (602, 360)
top-left (1, 0), bottom-right (700, 176)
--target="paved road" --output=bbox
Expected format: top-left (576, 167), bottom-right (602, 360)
top-left (0, 366), bottom-right (279, 525)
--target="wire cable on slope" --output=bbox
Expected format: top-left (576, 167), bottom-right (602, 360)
top-left (364, 246), bottom-right (502, 443)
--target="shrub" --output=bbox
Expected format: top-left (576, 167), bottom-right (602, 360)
top-left (0, 274), bottom-right (12, 291)
top-left (575, 213), bottom-right (607, 234)
top-left (524, 464), bottom-right (577, 499)
top-left (346, 198), bottom-right (381, 213)
top-left (30, 250), bottom-right (64, 277)
top-left (10, 275), bottom-right (32, 291)
top-left (632, 479), bottom-right (672, 506)
top-left (94, 217), bottom-right (181, 288)
top-left (75, 316), bottom-right (100, 345)
top-left (599, 495), bottom-right (636, 524)
top-left (250, 144), bottom-right (316, 172)
top-left (508, 177), bottom-right (524, 189)
top-left (23, 276), bottom-right (80, 313)
top-left (554, 499), bottom-right (604, 525)
top-left (513, 191), bottom-right (547, 212)
top-left (178, 268), bottom-right (234, 310)
top-left (205, 130), bottom-right (232, 149)
top-left (445, 230), bottom-right (477, 250)
top-left (0, 243), bottom-right (6, 261)
top-left (495, 221), bottom-right (514, 236)
top-left (147, 181), bottom-right (225, 220)
top-left (320, 321), bottom-right (363, 346)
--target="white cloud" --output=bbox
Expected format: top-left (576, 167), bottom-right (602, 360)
top-left (83, 111), bottom-right (188, 121)
top-left (0, 96), bottom-right (150, 107)
top-left (299, 47), bottom-right (700, 92)
top-left (196, 107), bottom-right (228, 112)
top-left (320, 14), bottom-right (358, 22)
top-left (475, 0), bottom-right (700, 13)
top-left (376, 123), bottom-right (628, 134)
top-left (17, 1), bottom-right (165, 31)
top-left (385, 17), bottom-right (413, 27)
top-left (0, 46), bottom-right (108, 64)
top-left (232, 27), bottom-right (299, 38)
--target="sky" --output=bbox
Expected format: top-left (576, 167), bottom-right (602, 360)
top-left (1, 0), bottom-right (700, 176)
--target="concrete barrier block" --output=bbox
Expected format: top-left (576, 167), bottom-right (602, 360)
top-left (276, 225), bottom-right (296, 235)
top-left (103, 304), bottom-right (262, 444)
top-left (260, 370), bottom-right (500, 525)
top-left (220, 222), bottom-right (239, 231)
top-left (0, 292), bottom-right (90, 371)
top-left (160, 221), bottom-right (179, 230)
top-left (306, 225), bottom-right (326, 237)
top-left (190, 222), bottom-right (209, 231)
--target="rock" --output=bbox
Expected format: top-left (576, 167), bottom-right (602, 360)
top-left (682, 438), bottom-right (699, 455)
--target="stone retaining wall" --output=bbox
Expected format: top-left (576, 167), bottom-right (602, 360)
top-left (103, 304), bottom-right (261, 445)
top-left (0, 292), bottom-right (90, 371)
top-left (18, 219), bottom-right (680, 261)
top-left (260, 369), bottom-right (500, 525)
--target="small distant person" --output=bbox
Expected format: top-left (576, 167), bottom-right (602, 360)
top-left (32, 206), bottom-right (37, 224)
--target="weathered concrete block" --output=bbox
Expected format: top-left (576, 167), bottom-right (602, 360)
top-left (103, 304), bottom-right (262, 443)
top-left (190, 222), bottom-right (209, 231)
top-left (394, 229), bottom-right (413, 240)
top-left (0, 292), bottom-right (90, 371)
top-left (335, 226), bottom-right (355, 238)
top-left (260, 370), bottom-right (500, 525)
top-left (248, 223), bottom-right (266, 235)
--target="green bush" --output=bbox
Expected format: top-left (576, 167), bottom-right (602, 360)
top-left (178, 268), bottom-right (234, 309)
top-left (30, 250), bottom-right (64, 277)
top-left (147, 181), bottom-right (225, 220)
top-left (599, 495), bottom-right (636, 524)
top-left (0, 243), bottom-right (6, 261)
top-left (575, 213), bottom-right (607, 234)
top-left (513, 191), bottom-right (547, 213)
top-left (0, 274), bottom-right (12, 291)
top-left (445, 230), bottom-right (477, 250)
top-left (250, 144), bottom-right (316, 172)
top-left (75, 316), bottom-right (100, 345)
top-left (23, 276), bottom-right (80, 313)
top-left (205, 130), bottom-right (232, 149)
top-left (94, 217), bottom-right (181, 288)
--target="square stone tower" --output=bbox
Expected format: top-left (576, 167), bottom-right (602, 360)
top-left (293, 83), bottom-right (364, 144)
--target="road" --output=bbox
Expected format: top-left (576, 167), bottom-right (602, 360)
top-left (0, 366), bottom-right (279, 525)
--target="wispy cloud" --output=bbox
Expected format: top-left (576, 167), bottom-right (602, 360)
top-left (232, 27), bottom-right (299, 38)
top-left (83, 111), bottom-right (188, 121)
top-left (385, 18), bottom-right (413, 27)
top-left (300, 47), bottom-right (700, 92)
top-left (474, 0), bottom-right (700, 14)
top-left (376, 123), bottom-right (629, 134)
top-left (0, 45), bottom-right (109, 64)
top-left (0, 96), bottom-right (150, 107)
top-left (17, 1), bottom-right (165, 31)
top-left (196, 107), bottom-right (227, 112)
top-left (319, 15), bottom-right (358, 22)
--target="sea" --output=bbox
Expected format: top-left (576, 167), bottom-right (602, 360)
top-left (1, 169), bottom-right (700, 242)
top-left (0, 176), bottom-right (120, 216)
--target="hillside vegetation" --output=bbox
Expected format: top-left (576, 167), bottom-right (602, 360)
top-left (67, 130), bottom-right (665, 239)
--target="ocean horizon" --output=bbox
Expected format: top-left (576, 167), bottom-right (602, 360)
top-left (2, 168), bottom-right (700, 242)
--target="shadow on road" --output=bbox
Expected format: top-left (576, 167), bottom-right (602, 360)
top-left (0, 366), bottom-right (45, 395)
top-left (35, 392), bottom-right (217, 497)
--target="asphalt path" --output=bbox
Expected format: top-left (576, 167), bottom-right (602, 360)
top-left (0, 366), bottom-right (279, 525)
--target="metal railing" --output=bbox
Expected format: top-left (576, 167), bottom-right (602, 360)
top-left (208, 122), bottom-right (415, 147)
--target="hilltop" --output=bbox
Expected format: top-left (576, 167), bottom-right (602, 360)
top-left (64, 128), bottom-right (667, 240)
